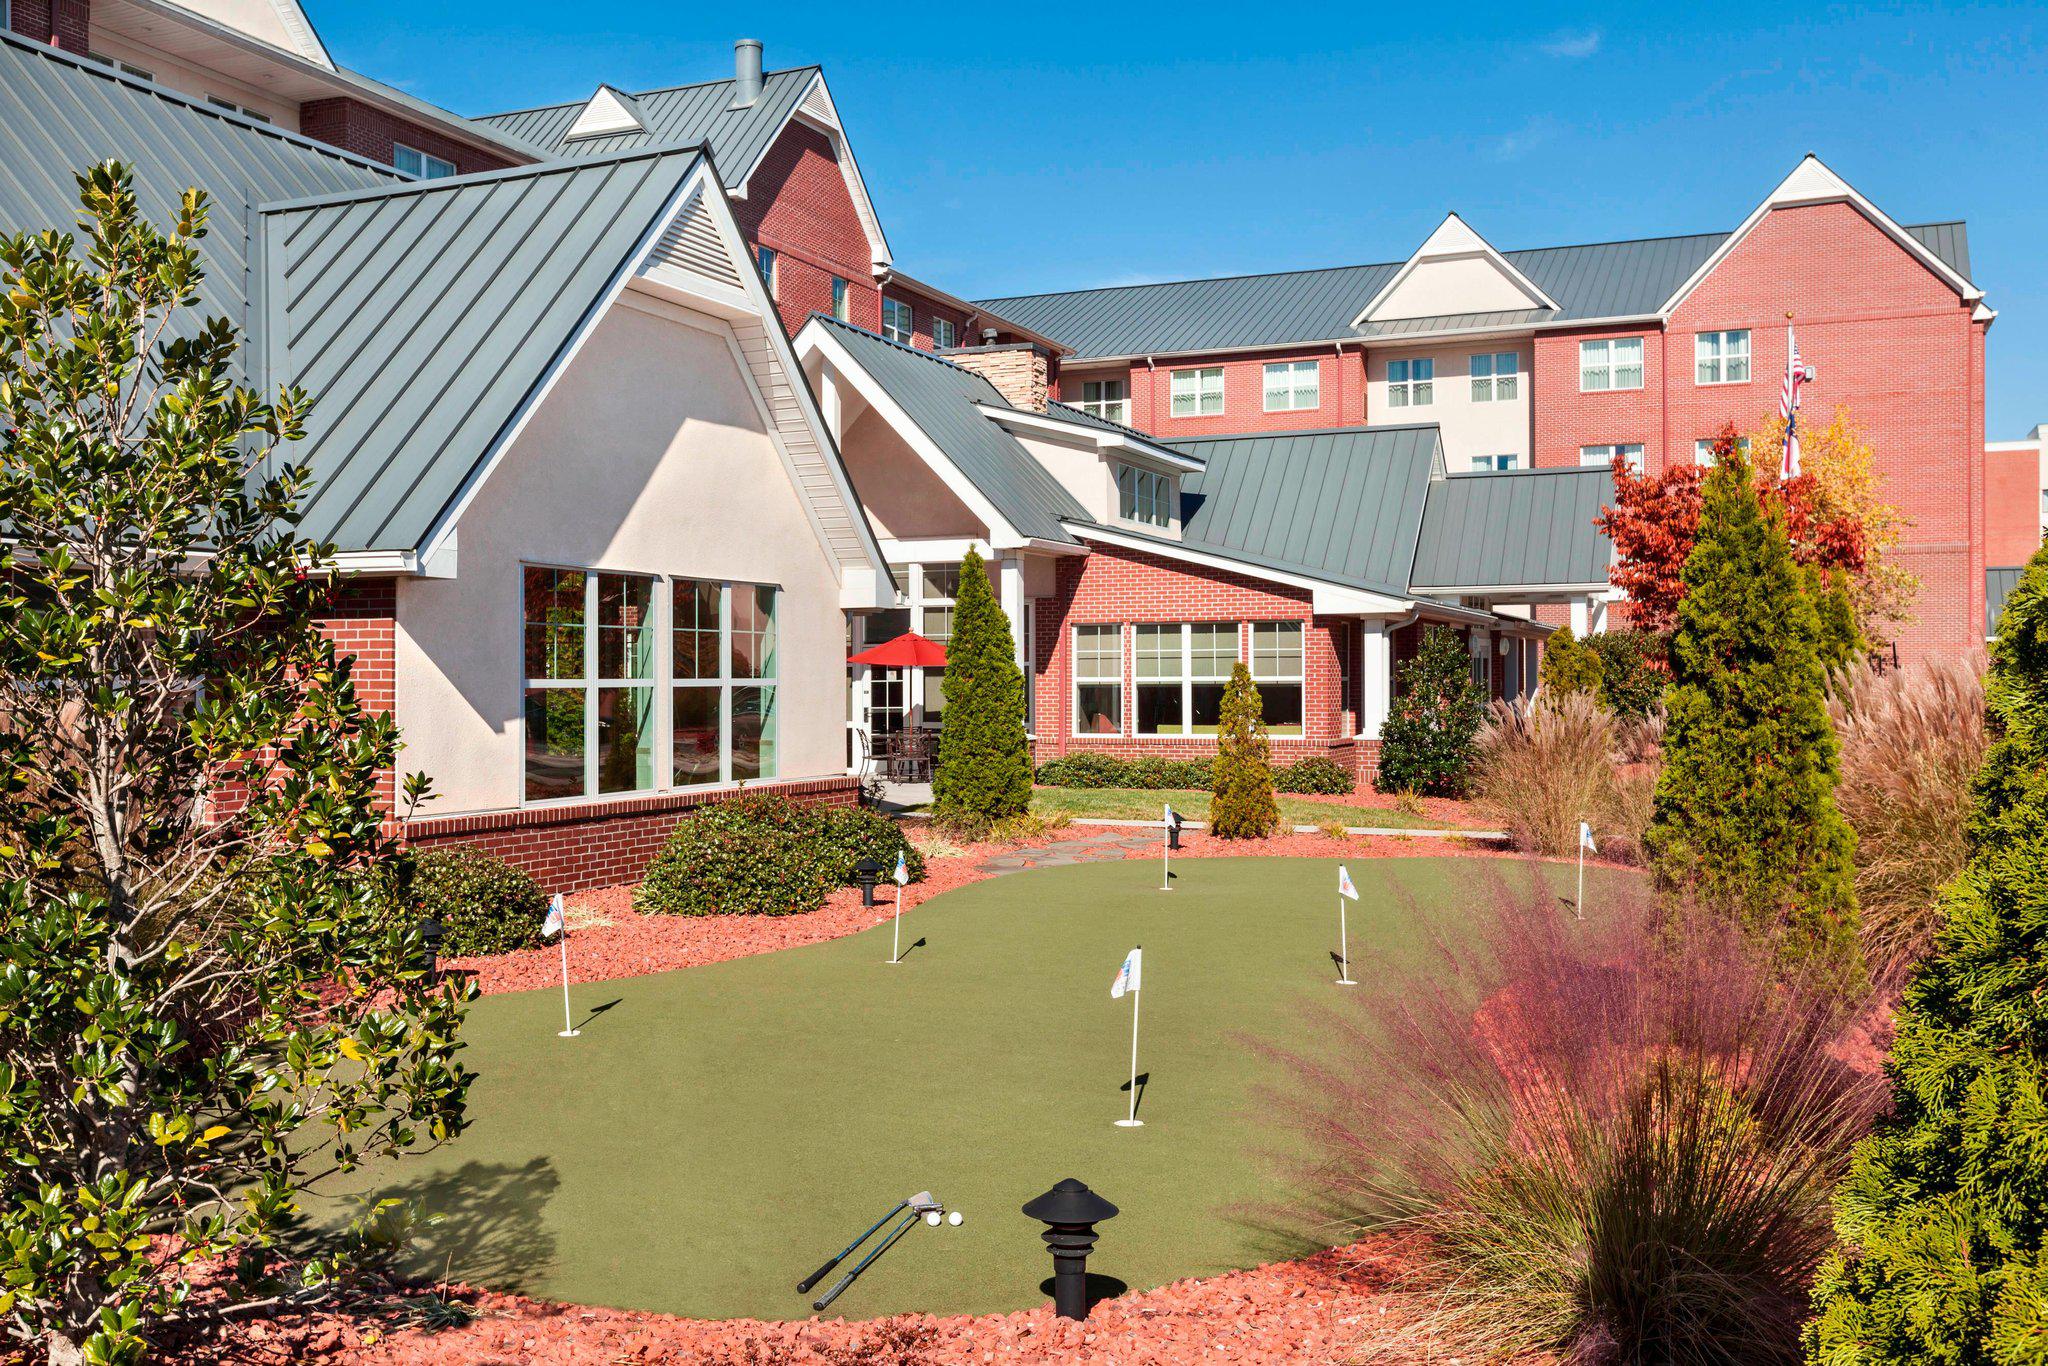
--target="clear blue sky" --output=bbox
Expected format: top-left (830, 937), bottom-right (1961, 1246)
top-left (313, 0), bottom-right (2045, 437)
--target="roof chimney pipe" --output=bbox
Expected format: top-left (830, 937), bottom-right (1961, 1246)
top-left (732, 39), bottom-right (763, 108)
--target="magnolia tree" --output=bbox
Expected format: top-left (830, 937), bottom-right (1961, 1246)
top-left (0, 166), bottom-right (470, 1364)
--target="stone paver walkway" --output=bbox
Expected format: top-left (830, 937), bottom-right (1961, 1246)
top-left (975, 828), bottom-right (1161, 874)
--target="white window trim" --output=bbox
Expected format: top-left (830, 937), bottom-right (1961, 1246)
top-left (881, 297), bottom-right (914, 344)
top-left (1134, 622), bottom-right (1240, 737)
top-left (1262, 359), bottom-right (1320, 413)
top-left (1469, 454), bottom-right (1519, 472)
top-left (931, 317), bottom-right (956, 349)
top-left (1168, 366), bottom-right (1225, 419)
top-left (1386, 356), bottom-right (1434, 408)
top-left (1249, 620), bottom-right (1305, 737)
top-left (1469, 351), bottom-right (1519, 403)
top-left (1580, 443), bottom-right (1645, 474)
top-left (906, 561), bottom-right (957, 720)
top-left (1114, 462), bottom-right (1173, 530)
top-left (830, 275), bottom-right (849, 321)
top-left (1694, 435), bottom-right (1752, 467)
top-left (1079, 379), bottom-right (1131, 425)
top-left (394, 143), bottom-right (455, 179)
top-left (1693, 329), bottom-right (1752, 386)
top-left (1072, 623), bottom-right (1125, 738)
top-left (1579, 337), bottom-right (1645, 392)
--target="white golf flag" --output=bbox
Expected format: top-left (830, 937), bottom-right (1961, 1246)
top-left (1337, 865), bottom-right (1358, 901)
top-left (893, 850), bottom-right (910, 886)
top-left (1162, 802), bottom-right (1176, 827)
top-left (541, 892), bottom-right (566, 940)
top-left (1111, 946), bottom-right (1143, 999)
top-left (1579, 821), bottom-right (1598, 854)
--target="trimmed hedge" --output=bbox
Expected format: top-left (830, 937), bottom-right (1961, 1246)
top-left (1274, 755), bottom-right (1354, 794)
top-left (1034, 752), bottom-right (1352, 794)
top-left (411, 846), bottom-right (548, 956)
top-left (635, 795), bottom-right (925, 918)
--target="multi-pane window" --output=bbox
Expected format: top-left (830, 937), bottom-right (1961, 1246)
top-left (1116, 464), bottom-right (1172, 528)
top-left (881, 297), bottom-right (913, 343)
top-left (729, 585), bottom-right (779, 781)
top-left (1470, 352), bottom-right (1519, 402)
top-left (931, 318), bottom-right (957, 349)
top-left (1251, 621), bottom-right (1305, 736)
top-left (756, 246), bottom-right (777, 297)
top-left (1694, 329), bottom-right (1751, 385)
top-left (1134, 624), bottom-right (1239, 735)
top-left (90, 52), bottom-right (154, 80)
top-left (1079, 379), bottom-right (1130, 424)
top-left (394, 144), bottom-right (455, 179)
top-left (1387, 357), bottom-right (1434, 407)
top-left (1580, 443), bottom-right (1645, 473)
top-left (206, 94), bottom-right (272, 123)
top-left (830, 276), bottom-right (850, 321)
top-left (1694, 435), bottom-right (1751, 468)
top-left (1168, 367), bottom-right (1225, 418)
top-left (914, 565), bottom-right (958, 719)
top-left (1073, 625), bottom-right (1123, 735)
top-left (1579, 337), bottom-right (1644, 391)
top-left (1263, 360), bottom-right (1320, 412)
top-left (1469, 454), bottom-right (1519, 472)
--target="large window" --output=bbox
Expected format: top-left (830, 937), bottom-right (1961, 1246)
top-left (394, 144), bottom-right (455, 179)
top-left (1469, 454), bottom-right (1519, 472)
top-left (830, 276), bottom-right (850, 321)
top-left (881, 297), bottom-right (913, 343)
top-left (1169, 367), bottom-right (1225, 418)
top-left (1387, 357), bottom-right (1433, 407)
top-left (522, 567), bottom-right (776, 803)
top-left (1251, 621), bottom-right (1304, 735)
top-left (1579, 337), bottom-right (1644, 391)
top-left (1135, 623), bottom-right (1238, 735)
top-left (1470, 352), bottom-right (1519, 402)
top-left (1695, 329), bottom-right (1751, 385)
top-left (1115, 463), bottom-right (1172, 528)
top-left (1078, 379), bottom-right (1129, 424)
top-left (913, 565), bottom-right (957, 719)
top-left (931, 317), bottom-right (957, 349)
top-left (1581, 443), bottom-right (1645, 473)
top-left (1073, 625), bottom-right (1122, 735)
top-left (756, 246), bottom-right (777, 297)
top-left (1694, 435), bottom-right (1751, 468)
top-left (1263, 360), bottom-right (1320, 412)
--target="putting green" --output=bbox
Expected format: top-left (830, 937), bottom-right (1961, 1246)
top-left (312, 855), bottom-right (1620, 1320)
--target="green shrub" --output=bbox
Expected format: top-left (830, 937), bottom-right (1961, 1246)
top-left (411, 846), bottom-right (549, 956)
top-left (1275, 755), bottom-right (1354, 794)
top-left (1128, 755), bottom-right (1212, 789)
top-left (1539, 623), bottom-right (1603, 696)
top-left (1034, 752), bottom-right (1132, 788)
top-left (817, 804), bottom-right (926, 886)
top-left (1587, 629), bottom-right (1667, 719)
top-left (1211, 663), bottom-right (1280, 838)
top-left (930, 547), bottom-right (1032, 835)
top-left (1376, 626), bottom-right (1486, 797)
top-left (636, 795), bottom-right (840, 917)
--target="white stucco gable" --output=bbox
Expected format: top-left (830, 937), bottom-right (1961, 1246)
top-left (1354, 213), bottom-right (1558, 325)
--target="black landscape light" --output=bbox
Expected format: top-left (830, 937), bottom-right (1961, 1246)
top-left (1022, 1178), bottom-right (1119, 1321)
top-left (854, 857), bottom-right (883, 907)
top-left (416, 914), bottom-right (444, 979)
top-left (1166, 811), bottom-right (1183, 851)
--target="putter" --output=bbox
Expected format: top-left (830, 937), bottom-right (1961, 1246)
top-left (806, 1192), bottom-right (948, 1312)
top-left (796, 1197), bottom-right (911, 1296)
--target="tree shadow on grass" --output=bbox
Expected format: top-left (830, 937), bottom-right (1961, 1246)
top-left (297, 1156), bottom-right (562, 1294)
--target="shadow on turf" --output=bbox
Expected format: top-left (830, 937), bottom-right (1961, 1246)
top-left (892, 936), bottom-right (930, 961)
top-left (578, 998), bottom-right (624, 1031)
top-left (1119, 1071), bottom-right (1150, 1120)
top-left (327, 1157), bottom-right (563, 1294)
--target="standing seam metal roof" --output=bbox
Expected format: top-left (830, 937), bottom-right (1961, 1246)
top-left (1410, 467), bottom-right (1615, 590)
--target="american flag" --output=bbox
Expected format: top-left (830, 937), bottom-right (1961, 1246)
top-left (1781, 325), bottom-right (1816, 478)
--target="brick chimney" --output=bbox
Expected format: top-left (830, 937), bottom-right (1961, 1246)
top-left (942, 341), bottom-right (1051, 413)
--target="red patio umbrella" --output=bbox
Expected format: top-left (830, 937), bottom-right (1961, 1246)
top-left (849, 630), bottom-right (948, 668)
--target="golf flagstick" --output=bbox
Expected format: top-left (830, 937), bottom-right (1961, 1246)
top-left (1335, 864), bottom-right (1359, 985)
top-left (543, 893), bottom-right (578, 1038)
top-left (887, 849), bottom-right (910, 964)
top-left (1576, 821), bottom-right (1595, 921)
top-left (1112, 946), bottom-right (1144, 1126)
top-left (1159, 803), bottom-right (1173, 891)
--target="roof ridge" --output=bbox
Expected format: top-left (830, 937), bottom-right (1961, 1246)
top-left (812, 313), bottom-right (1013, 394)
top-left (257, 140), bottom-right (706, 215)
top-left (479, 65), bottom-right (819, 122)
top-left (978, 259), bottom-right (1398, 307)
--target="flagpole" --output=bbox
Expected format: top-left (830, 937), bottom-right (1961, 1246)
top-left (1159, 807), bottom-right (1172, 892)
top-left (889, 880), bottom-right (903, 964)
top-left (1117, 980), bottom-right (1144, 1128)
top-left (557, 930), bottom-right (579, 1038)
top-left (1336, 894), bottom-right (1356, 985)
top-left (1575, 840), bottom-right (1586, 922)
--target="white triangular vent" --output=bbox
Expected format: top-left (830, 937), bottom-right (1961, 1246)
top-left (647, 188), bottom-right (744, 289)
top-left (566, 85), bottom-right (648, 141)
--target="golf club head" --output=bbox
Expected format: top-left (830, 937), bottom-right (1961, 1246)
top-left (906, 1190), bottom-right (940, 1214)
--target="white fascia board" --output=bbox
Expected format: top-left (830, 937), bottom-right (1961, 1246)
top-left (796, 322), bottom-right (1031, 552)
top-left (1066, 522), bottom-right (1412, 614)
top-left (328, 549), bottom-right (418, 575)
top-left (1415, 582), bottom-right (1612, 598)
top-left (264, 0), bottom-right (334, 68)
top-left (755, 71), bottom-right (893, 270)
top-left (632, 259), bottom-right (757, 320)
top-left (971, 402), bottom-right (1204, 472)
top-left (1351, 212), bottom-right (1560, 328)
top-left (1658, 154), bottom-right (1981, 316)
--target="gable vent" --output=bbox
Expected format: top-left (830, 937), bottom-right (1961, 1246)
top-left (648, 188), bottom-right (743, 288)
top-left (566, 85), bottom-right (648, 141)
top-left (798, 79), bottom-right (838, 129)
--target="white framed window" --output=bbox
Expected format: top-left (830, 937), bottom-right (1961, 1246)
top-left (89, 52), bottom-right (154, 80)
top-left (673, 579), bottom-right (779, 786)
top-left (1387, 357), bottom-right (1434, 407)
top-left (830, 276), bottom-right (849, 321)
top-left (1262, 360), bottom-right (1320, 412)
top-left (1579, 337), bottom-right (1644, 391)
top-left (1470, 352), bottom-right (1519, 402)
top-left (1079, 379), bottom-right (1129, 424)
top-left (394, 144), bottom-right (455, 179)
top-left (1115, 464), bottom-right (1173, 528)
top-left (1073, 624), bottom-right (1123, 735)
top-left (1251, 621), bottom-right (1305, 736)
top-left (911, 564), bottom-right (958, 719)
top-left (881, 297), bottom-right (913, 343)
top-left (1135, 623), bottom-right (1239, 736)
top-left (931, 317), bottom-right (957, 349)
top-left (756, 246), bottom-right (777, 297)
top-left (1469, 454), bottom-right (1519, 472)
top-left (1169, 367), bottom-right (1225, 418)
top-left (1580, 443), bottom-right (1645, 474)
top-left (205, 94), bottom-right (272, 123)
top-left (1694, 329), bottom-right (1751, 385)
top-left (1694, 436), bottom-right (1752, 467)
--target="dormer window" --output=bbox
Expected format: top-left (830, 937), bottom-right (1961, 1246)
top-left (1115, 463), bottom-right (1173, 529)
top-left (394, 144), bottom-right (455, 179)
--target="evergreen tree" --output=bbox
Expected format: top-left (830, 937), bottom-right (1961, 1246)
top-left (1210, 662), bottom-right (1279, 838)
top-left (1375, 625), bottom-right (1486, 797)
top-left (1539, 623), bottom-right (1604, 697)
top-left (930, 547), bottom-right (1031, 834)
top-left (1645, 444), bottom-right (1861, 984)
top-left (1805, 544), bottom-right (2048, 1364)
top-left (1813, 566), bottom-right (1865, 679)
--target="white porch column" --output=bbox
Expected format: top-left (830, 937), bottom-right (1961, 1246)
top-left (1587, 595), bottom-right (1609, 635)
top-left (998, 553), bottom-right (1027, 668)
top-left (1358, 620), bottom-right (1391, 740)
top-left (1468, 628), bottom-right (1493, 696)
top-left (820, 367), bottom-right (844, 445)
top-left (1569, 595), bottom-right (1591, 637)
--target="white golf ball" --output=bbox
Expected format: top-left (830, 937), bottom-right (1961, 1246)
top-left (948, 1211), bottom-right (963, 1226)
top-left (924, 1211), bottom-right (941, 1226)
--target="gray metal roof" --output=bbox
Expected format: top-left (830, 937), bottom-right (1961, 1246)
top-left (1410, 466), bottom-right (1616, 591)
top-left (1165, 426), bottom-right (1445, 598)
top-left (1988, 567), bottom-right (2024, 637)
top-left (1043, 399), bottom-right (1202, 461)
top-left (979, 222), bottom-right (1972, 361)
top-left (263, 147), bottom-right (705, 552)
top-left (815, 317), bottom-right (1088, 544)
top-left (0, 31), bottom-right (398, 365)
top-left (476, 68), bottom-right (815, 184)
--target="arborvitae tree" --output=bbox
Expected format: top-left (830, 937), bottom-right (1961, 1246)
top-left (930, 546), bottom-right (1032, 834)
top-left (1210, 662), bottom-right (1279, 838)
top-left (0, 166), bottom-right (469, 1365)
top-left (1538, 623), bottom-right (1604, 697)
top-left (1813, 566), bottom-right (1865, 679)
top-left (1645, 444), bottom-right (1861, 984)
top-left (1805, 545), bottom-right (2048, 1364)
top-left (1375, 625), bottom-right (1487, 797)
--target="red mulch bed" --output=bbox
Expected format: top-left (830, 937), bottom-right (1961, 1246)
top-left (1287, 787), bottom-right (1485, 826)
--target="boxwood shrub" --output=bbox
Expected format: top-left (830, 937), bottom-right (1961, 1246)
top-left (635, 796), bottom-right (925, 917)
top-left (1275, 756), bottom-right (1354, 795)
top-left (1035, 751), bottom-right (1349, 795)
top-left (411, 845), bottom-right (549, 955)
top-left (1032, 752), bottom-right (1132, 788)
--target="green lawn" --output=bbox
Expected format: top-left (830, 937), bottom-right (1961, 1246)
top-left (1031, 785), bottom-right (1484, 830)
top-left (310, 857), bottom-right (1618, 1321)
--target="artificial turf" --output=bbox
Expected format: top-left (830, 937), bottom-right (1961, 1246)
top-left (311, 856), bottom-right (1620, 1321)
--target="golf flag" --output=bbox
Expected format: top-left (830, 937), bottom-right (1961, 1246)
top-left (1337, 865), bottom-right (1359, 901)
top-left (1111, 946), bottom-right (1143, 999)
top-left (1163, 802), bottom-right (1176, 827)
top-left (893, 850), bottom-right (910, 886)
top-left (541, 892), bottom-right (566, 940)
top-left (1579, 822), bottom-right (1598, 854)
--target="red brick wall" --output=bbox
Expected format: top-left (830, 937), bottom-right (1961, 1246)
top-left (886, 281), bottom-right (976, 352)
top-left (299, 97), bottom-right (514, 177)
top-left (731, 121), bottom-right (880, 337)
top-left (1062, 349), bottom-right (1368, 437)
top-left (8, 0), bottom-right (89, 51)
top-left (1985, 446), bottom-right (2042, 567)
top-left (318, 578), bottom-right (398, 811)
top-left (1532, 323), bottom-right (1668, 468)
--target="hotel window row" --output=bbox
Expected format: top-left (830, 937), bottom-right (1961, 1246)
top-left (1163, 361), bottom-right (1329, 418)
top-left (1071, 622), bottom-right (1304, 737)
top-left (521, 567), bottom-right (777, 803)
top-left (1577, 330), bottom-right (1753, 391)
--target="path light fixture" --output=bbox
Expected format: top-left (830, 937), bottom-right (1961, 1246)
top-left (1166, 812), bottom-right (1183, 851)
top-left (1022, 1178), bottom-right (1119, 1321)
top-left (854, 857), bottom-right (882, 907)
